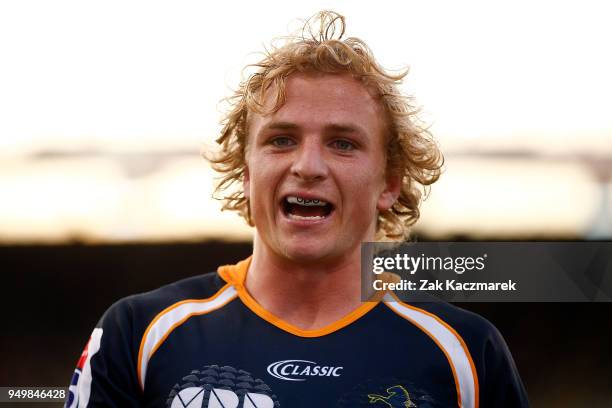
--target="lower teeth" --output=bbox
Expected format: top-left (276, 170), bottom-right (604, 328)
top-left (289, 214), bottom-right (325, 220)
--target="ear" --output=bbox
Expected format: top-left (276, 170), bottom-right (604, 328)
top-left (377, 173), bottom-right (401, 211)
top-left (243, 166), bottom-right (250, 199)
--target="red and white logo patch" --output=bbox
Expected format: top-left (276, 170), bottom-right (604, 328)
top-left (66, 328), bottom-right (103, 408)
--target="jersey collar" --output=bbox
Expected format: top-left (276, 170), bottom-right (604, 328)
top-left (217, 257), bottom-right (383, 337)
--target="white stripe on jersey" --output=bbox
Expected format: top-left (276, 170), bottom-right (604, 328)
top-left (138, 285), bottom-right (238, 389)
top-left (67, 328), bottom-right (103, 408)
top-left (383, 294), bottom-right (477, 408)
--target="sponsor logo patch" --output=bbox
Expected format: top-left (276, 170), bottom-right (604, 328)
top-left (66, 328), bottom-right (103, 408)
top-left (167, 364), bottom-right (279, 408)
top-left (266, 359), bottom-right (343, 382)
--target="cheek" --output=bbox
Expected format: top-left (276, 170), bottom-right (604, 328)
top-left (244, 160), bottom-right (276, 206)
top-left (345, 172), bottom-right (385, 209)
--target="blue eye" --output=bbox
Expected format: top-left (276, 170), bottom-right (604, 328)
top-left (271, 136), bottom-right (295, 147)
top-left (332, 139), bottom-right (355, 151)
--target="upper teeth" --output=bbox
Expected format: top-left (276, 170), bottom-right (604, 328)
top-left (287, 196), bottom-right (328, 206)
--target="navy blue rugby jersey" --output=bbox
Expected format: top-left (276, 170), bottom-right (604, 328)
top-left (66, 258), bottom-right (528, 408)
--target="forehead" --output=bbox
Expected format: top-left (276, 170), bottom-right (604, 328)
top-left (249, 73), bottom-right (386, 140)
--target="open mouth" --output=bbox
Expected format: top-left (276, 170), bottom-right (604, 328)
top-left (282, 195), bottom-right (334, 220)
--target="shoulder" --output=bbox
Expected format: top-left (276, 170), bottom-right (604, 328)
top-left (383, 294), bottom-right (499, 349)
top-left (384, 296), bottom-right (529, 407)
top-left (100, 271), bottom-right (230, 334)
top-left (410, 301), bottom-right (503, 350)
top-left (415, 303), bottom-right (529, 407)
top-left (66, 272), bottom-right (231, 406)
top-left (388, 299), bottom-right (513, 370)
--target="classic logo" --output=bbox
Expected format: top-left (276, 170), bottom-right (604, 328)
top-left (266, 359), bottom-right (343, 382)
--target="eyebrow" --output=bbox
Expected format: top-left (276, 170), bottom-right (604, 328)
top-left (261, 122), bottom-right (300, 131)
top-left (324, 123), bottom-right (365, 135)
top-left (260, 121), bottom-right (366, 136)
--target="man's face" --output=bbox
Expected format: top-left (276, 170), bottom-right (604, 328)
top-left (244, 73), bottom-right (399, 264)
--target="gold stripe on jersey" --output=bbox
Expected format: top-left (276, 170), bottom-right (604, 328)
top-left (137, 284), bottom-right (238, 390)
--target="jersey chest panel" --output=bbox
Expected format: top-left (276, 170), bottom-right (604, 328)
top-left (144, 300), bottom-right (457, 407)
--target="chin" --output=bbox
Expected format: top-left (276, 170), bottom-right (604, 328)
top-left (280, 241), bottom-right (334, 264)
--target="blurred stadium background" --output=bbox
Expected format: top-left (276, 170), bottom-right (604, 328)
top-left (1, 1), bottom-right (610, 406)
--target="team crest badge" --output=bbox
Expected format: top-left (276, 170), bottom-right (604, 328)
top-left (368, 385), bottom-right (416, 407)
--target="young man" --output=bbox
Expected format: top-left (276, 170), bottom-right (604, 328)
top-left (67, 11), bottom-right (528, 407)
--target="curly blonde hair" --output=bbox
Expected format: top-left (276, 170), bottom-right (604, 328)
top-left (209, 10), bottom-right (443, 240)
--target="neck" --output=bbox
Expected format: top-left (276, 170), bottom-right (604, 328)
top-left (245, 235), bottom-right (364, 330)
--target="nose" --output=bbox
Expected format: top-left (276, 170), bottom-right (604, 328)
top-left (290, 139), bottom-right (329, 181)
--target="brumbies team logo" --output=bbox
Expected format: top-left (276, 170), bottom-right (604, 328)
top-left (368, 385), bottom-right (416, 407)
top-left (336, 378), bottom-right (441, 408)
top-left (167, 365), bottom-right (280, 408)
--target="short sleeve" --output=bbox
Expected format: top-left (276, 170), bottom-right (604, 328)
top-left (476, 324), bottom-right (529, 407)
top-left (65, 299), bottom-right (141, 407)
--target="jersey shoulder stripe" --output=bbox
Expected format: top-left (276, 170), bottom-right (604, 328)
top-left (383, 292), bottom-right (479, 408)
top-left (136, 283), bottom-right (238, 390)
